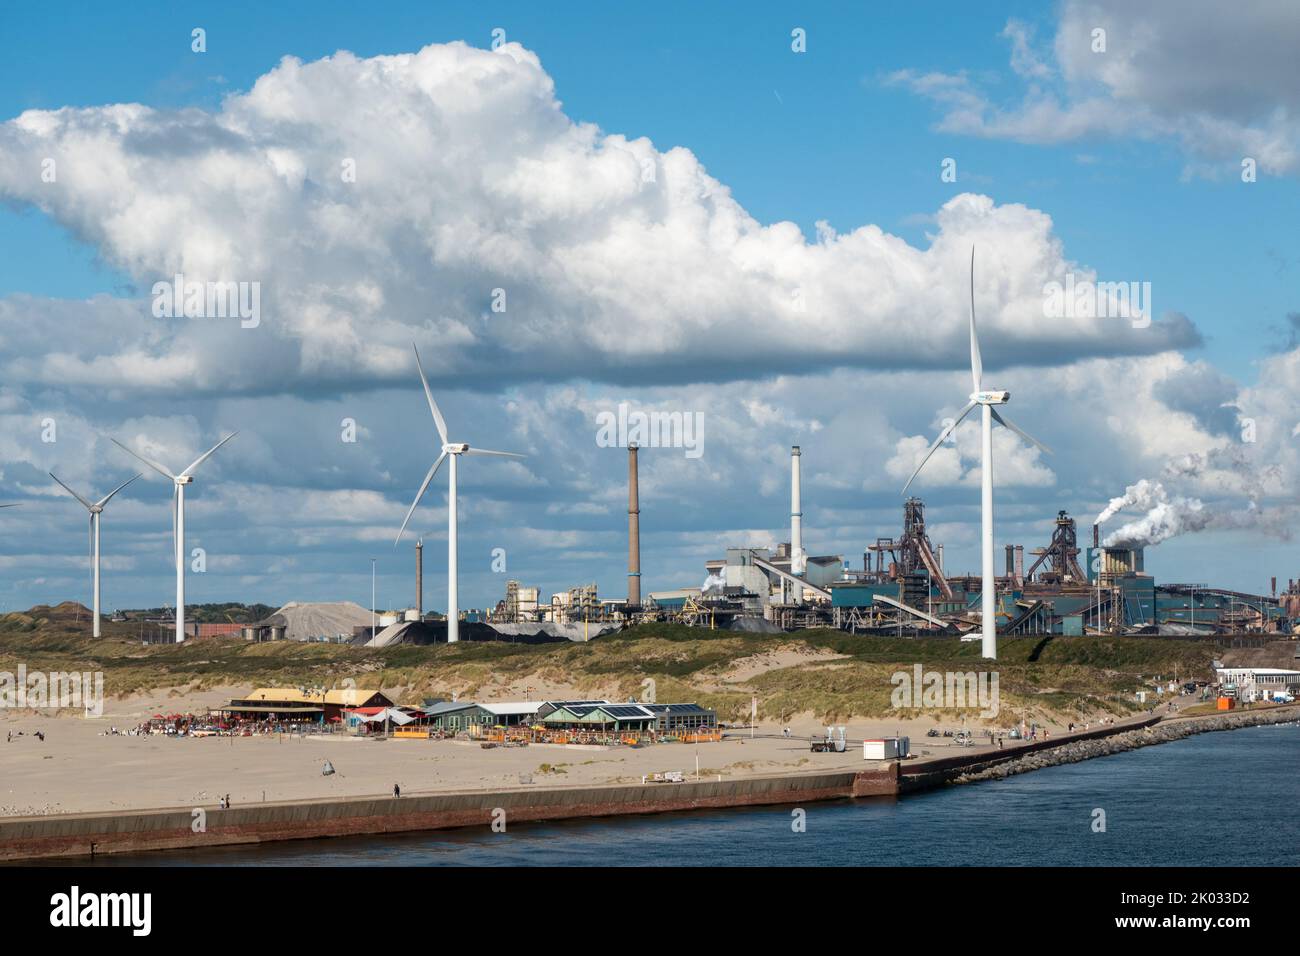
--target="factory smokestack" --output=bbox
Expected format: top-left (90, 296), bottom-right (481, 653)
top-left (1005, 544), bottom-right (1014, 578)
top-left (1015, 545), bottom-right (1024, 583)
top-left (791, 446), bottom-right (805, 575)
top-left (415, 539), bottom-right (423, 619)
top-left (937, 544), bottom-right (945, 574)
top-left (628, 444), bottom-right (641, 607)
top-left (1093, 523), bottom-right (1100, 549)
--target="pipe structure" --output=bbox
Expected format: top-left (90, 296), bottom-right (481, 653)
top-left (791, 446), bottom-right (805, 575)
top-left (415, 539), bottom-right (423, 618)
top-left (628, 444), bottom-right (641, 607)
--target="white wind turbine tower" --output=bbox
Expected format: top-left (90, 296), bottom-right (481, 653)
top-left (902, 248), bottom-right (1050, 660)
top-left (394, 345), bottom-right (523, 643)
top-left (49, 471), bottom-right (141, 638)
top-left (111, 433), bottom-right (237, 643)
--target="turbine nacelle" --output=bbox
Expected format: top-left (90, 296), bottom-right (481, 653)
top-left (174, 475), bottom-right (194, 485)
top-left (443, 442), bottom-right (470, 454)
top-left (972, 389), bottom-right (1010, 405)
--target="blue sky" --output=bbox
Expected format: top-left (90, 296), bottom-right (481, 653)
top-left (4, 1), bottom-right (1293, 379)
top-left (0, 0), bottom-right (1296, 611)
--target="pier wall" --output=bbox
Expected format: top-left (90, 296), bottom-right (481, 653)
top-left (0, 765), bottom-right (898, 862)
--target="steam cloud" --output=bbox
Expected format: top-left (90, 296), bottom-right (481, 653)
top-left (1095, 478), bottom-right (1169, 527)
top-left (1097, 478), bottom-right (1288, 548)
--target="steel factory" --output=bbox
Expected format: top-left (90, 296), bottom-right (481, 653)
top-left (485, 444), bottom-right (1295, 640)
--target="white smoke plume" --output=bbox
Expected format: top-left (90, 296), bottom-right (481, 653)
top-left (701, 571), bottom-right (726, 595)
top-left (1095, 479), bottom-right (1169, 526)
top-left (1098, 478), bottom-right (1289, 548)
top-left (1103, 495), bottom-right (1211, 548)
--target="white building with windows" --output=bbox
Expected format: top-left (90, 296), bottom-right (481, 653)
top-left (1215, 667), bottom-right (1300, 702)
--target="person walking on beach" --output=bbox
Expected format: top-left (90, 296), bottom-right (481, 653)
top-left (226, 793), bottom-right (231, 808)
top-left (393, 783), bottom-right (401, 798)
top-left (219, 795), bottom-right (226, 810)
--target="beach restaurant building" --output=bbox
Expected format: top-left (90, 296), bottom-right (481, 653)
top-left (537, 702), bottom-right (717, 734)
top-left (220, 687), bottom-right (394, 724)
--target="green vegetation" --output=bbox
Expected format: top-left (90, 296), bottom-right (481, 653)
top-left (0, 604), bottom-right (1223, 726)
top-left (116, 602), bottom-right (277, 624)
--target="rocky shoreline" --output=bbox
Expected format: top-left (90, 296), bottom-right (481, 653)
top-left (953, 707), bottom-right (1298, 784)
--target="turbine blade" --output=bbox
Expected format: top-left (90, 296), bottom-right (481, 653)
top-left (0, 503), bottom-right (18, 508)
top-left (49, 472), bottom-right (94, 510)
top-left (969, 246), bottom-right (983, 392)
top-left (111, 438), bottom-right (175, 481)
top-left (412, 345), bottom-right (449, 446)
top-left (901, 401), bottom-right (977, 495)
top-left (95, 473), bottom-right (143, 509)
top-left (990, 409), bottom-right (1052, 455)
top-left (463, 448), bottom-right (525, 459)
top-left (182, 432), bottom-right (237, 477)
top-left (394, 451), bottom-right (447, 546)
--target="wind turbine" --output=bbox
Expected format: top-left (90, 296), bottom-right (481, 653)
top-left (902, 248), bottom-right (1050, 660)
top-left (49, 472), bottom-right (141, 637)
top-left (111, 433), bottom-right (237, 644)
top-left (394, 345), bottom-right (523, 643)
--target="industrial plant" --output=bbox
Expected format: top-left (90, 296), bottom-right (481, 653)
top-left (474, 441), bottom-right (1297, 641)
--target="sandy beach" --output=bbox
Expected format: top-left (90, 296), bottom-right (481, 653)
top-left (0, 683), bottom-right (1108, 816)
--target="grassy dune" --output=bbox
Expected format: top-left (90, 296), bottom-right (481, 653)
top-left (0, 605), bottom-right (1221, 726)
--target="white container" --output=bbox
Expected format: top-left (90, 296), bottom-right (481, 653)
top-left (863, 736), bottom-right (910, 760)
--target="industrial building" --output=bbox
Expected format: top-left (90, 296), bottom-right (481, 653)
top-left (628, 445), bottom-right (1294, 637)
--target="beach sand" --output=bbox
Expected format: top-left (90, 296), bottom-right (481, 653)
top-left (0, 684), bottom-right (1130, 816)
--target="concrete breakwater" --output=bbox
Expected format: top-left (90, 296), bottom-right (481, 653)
top-left (0, 765), bottom-right (898, 862)
top-left (950, 708), bottom-right (1298, 785)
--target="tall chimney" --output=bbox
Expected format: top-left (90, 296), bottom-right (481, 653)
top-left (1015, 545), bottom-right (1024, 582)
top-left (1093, 523), bottom-right (1100, 549)
top-left (628, 444), bottom-right (641, 607)
top-left (791, 446), bottom-right (805, 575)
top-left (937, 544), bottom-right (944, 574)
top-left (415, 538), bottom-right (423, 618)
top-left (1271, 576), bottom-right (1276, 598)
top-left (1005, 544), bottom-right (1015, 578)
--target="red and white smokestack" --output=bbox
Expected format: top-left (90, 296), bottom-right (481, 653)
top-left (791, 446), bottom-right (806, 575)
